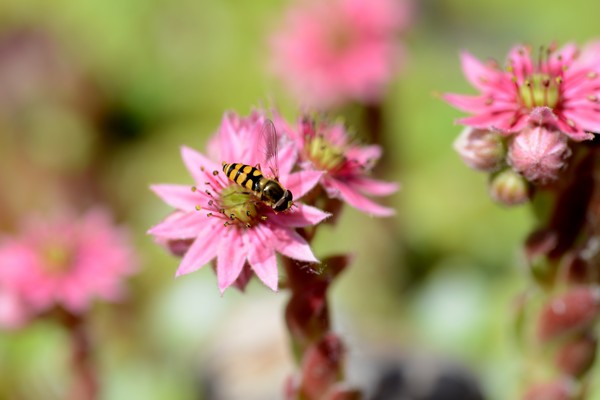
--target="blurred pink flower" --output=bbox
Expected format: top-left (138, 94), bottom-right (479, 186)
top-left (444, 42), bottom-right (600, 141)
top-left (0, 209), bottom-right (138, 327)
top-left (148, 111), bottom-right (328, 292)
top-left (270, 0), bottom-right (410, 109)
top-left (277, 115), bottom-right (398, 216)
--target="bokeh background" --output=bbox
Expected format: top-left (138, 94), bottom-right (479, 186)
top-left (0, 0), bottom-right (599, 399)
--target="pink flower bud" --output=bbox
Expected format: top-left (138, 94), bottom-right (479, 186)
top-left (508, 126), bottom-right (571, 184)
top-left (489, 169), bottom-right (530, 206)
top-left (537, 287), bottom-right (600, 342)
top-left (453, 128), bottom-right (505, 172)
top-left (555, 334), bottom-right (597, 377)
top-left (523, 378), bottom-right (578, 400)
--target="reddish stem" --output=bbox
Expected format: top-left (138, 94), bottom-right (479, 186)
top-left (59, 311), bottom-right (98, 400)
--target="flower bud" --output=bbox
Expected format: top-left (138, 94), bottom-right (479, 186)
top-left (489, 169), bottom-right (530, 206)
top-left (523, 378), bottom-right (578, 400)
top-left (537, 287), bottom-right (600, 342)
top-left (508, 126), bottom-right (571, 184)
top-left (453, 127), bottom-right (505, 172)
top-left (555, 334), bottom-right (597, 377)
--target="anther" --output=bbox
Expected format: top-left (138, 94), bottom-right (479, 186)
top-left (246, 210), bottom-right (251, 216)
top-left (200, 166), bottom-right (205, 171)
top-left (205, 190), bottom-right (212, 196)
top-left (195, 205), bottom-right (201, 211)
top-left (207, 212), bottom-right (213, 217)
top-left (191, 186), bottom-right (197, 192)
top-left (213, 170), bottom-right (219, 176)
top-left (224, 222), bottom-right (230, 227)
top-left (245, 223), bottom-right (252, 228)
top-left (208, 200), bottom-right (213, 206)
top-left (260, 216), bottom-right (268, 221)
top-left (219, 208), bottom-right (225, 214)
top-left (588, 95), bottom-right (598, 102)
top-left (229, 214), bottom-right (235, 220)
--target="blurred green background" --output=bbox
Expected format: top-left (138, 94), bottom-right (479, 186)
top-left (0, 0), bottom-right (598, 399)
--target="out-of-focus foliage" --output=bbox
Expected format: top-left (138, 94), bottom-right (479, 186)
top-left (1, 0), bottom-right (599, 399)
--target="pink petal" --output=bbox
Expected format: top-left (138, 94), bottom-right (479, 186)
top-left (457, 112), bottom-right (519, 133)
top-left (562, 109), bottom-right (600, 134)
top-left (181, 146), bottom-right (223, 186)
top-left (327, 179), bottom-right (396, 217)
top-left (265, 222), bottom-right (319, 263)
top-left (147, 211), bottom-right (206, 239)
top-left (460, 51), bottom-right (501, 91)
top-left (217, 229), bottom-right (247, 293)
top-left (275, 204), bottom-right (330, 227)
top-left (150, 184), bottom-right (200, 211)
top-left (245, 226), bottom-right (279, 290)
top-left (276, 140), bottom-right (297, 175)
top-left (0, 291), bottom-right (30, 329)
top-left (506, 45), bottom-right (533, 81)
top-left (283, 170), bottom-right (324, 199)
top-left (347, 176), bottom-right (399, 196)
top-left (175, 223), bottom-right (223, 276)
top-left (443, 94), bottom-right (491, 113)
top-left (347, 144), bottom-right (382, 165)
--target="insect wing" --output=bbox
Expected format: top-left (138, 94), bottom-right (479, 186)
top-left (260, 119), bottom-right (280, 180)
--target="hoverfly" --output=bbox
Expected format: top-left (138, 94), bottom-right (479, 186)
top-left (221, 119), bottom-right (294, 212)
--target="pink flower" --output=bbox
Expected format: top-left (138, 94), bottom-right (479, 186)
top-left (0, 209), bottom-right (138, 326)
top-left (148, 111), bottom-right (328, 292)
top-left (270, 0), bottom-right (410, 109)
top-left (277, 115), bottom-right (398, 217)
top-left (444, 42), bottom-right (600, 141)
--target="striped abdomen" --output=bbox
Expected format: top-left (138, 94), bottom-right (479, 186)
top-left (222, 162), bottom-right (264, 195)
top-left (221, 162), bottom-right (293, 212)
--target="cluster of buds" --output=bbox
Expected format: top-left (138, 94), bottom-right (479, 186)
top-left (455, 124), bottom-right (572, 206)
top-left (446, 42), bottom-right (600, 206)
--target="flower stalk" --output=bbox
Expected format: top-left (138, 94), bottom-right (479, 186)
top-left (57, 311), bottom-right (98, 400)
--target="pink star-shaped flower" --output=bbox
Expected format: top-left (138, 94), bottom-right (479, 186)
top-left (149, 111), bottom-right (328, 292)
top-left (275, 114), bottom-right (398, 217)
top-left (444, 42), bottom-right (600, 141)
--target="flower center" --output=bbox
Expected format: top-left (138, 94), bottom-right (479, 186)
top-left (306, 135), bottom-right (345, 172)
top-left (41, 243), bottom-right (74, 275)
top-left (517, 73), bottom-right (560, 109)
top-left (326, 23), bottom-right (356, 55)
top-left (204, 184), bottom-right (269, 229)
